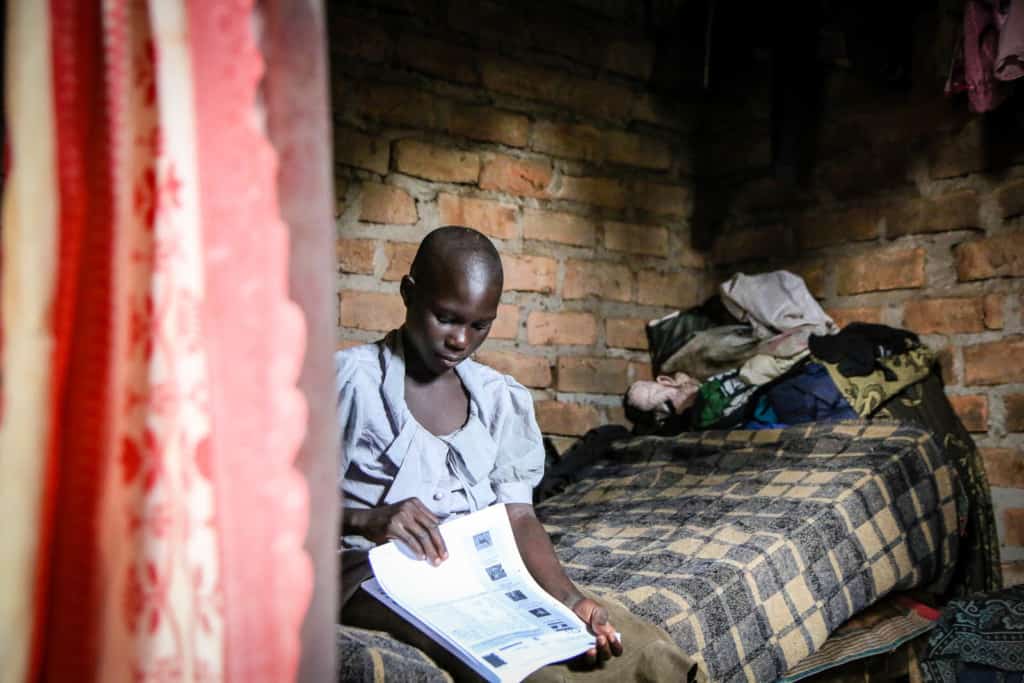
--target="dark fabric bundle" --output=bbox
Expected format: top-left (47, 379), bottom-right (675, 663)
top-left (809, 322), bottom-right (920, 380)
top-left (645, 296), bottom-right (737, 376)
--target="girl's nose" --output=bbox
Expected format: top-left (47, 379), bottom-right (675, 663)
top-left (447, 327), bottom-right (468, 350)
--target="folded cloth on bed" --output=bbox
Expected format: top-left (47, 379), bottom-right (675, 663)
top-left (536, 421), bottom-right (960, 683)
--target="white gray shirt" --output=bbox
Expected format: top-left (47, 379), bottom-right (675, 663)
top-left (336, 330), bottom-right (545, 603)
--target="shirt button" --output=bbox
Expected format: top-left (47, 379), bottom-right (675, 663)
top-left (433, 492), bottom-right (444, 501)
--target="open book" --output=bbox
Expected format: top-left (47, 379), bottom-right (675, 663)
top-left (364, 503), bottom-right (601, 682)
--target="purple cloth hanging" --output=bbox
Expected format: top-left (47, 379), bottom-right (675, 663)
top-left (946, 0), bottom-right (1024, 112)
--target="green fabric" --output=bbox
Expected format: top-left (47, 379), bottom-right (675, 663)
top-left (874, 371), bottom-right (1002, 597)
top-left (817, 347), bottom-right (935, 417)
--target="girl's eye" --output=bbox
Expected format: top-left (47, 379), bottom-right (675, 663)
top-left (472, 321), bottom-right (492, 331)
top-left (437, 315), bottom-right (455, 324)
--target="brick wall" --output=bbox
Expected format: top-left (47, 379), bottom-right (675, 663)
top-left (698, 16), bottom-right (1024, 584)
top-left (330, 1), bottom-right (703, 453)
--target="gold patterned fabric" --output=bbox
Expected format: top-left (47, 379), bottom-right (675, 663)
top-left (536, 422), bottom-right (961, 683)
top-left (819, 348), bottom-right (936, 417)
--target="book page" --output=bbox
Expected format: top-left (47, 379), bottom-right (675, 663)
top-left (367, 504), bottom-right (598, 682)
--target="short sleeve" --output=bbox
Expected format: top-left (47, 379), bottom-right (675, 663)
top-left (488, 376), bottom-right (545, 504)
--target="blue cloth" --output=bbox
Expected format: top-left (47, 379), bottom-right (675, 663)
top-left (765, 362), bottom-right (857, 424)
top-left (742, 396), bottom-right (788, 430)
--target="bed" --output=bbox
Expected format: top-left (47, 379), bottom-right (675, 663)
top-left (337, 371), bottom-right (1000, 682)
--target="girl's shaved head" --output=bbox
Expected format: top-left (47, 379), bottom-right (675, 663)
top-left (409, 226), bottom-right (503, 293)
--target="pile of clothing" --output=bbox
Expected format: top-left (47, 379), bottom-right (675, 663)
top-left (625, 270), bottom-right (936, 436)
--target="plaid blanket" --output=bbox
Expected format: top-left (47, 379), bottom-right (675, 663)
top-left (536, 422), bottom-right (961, 683)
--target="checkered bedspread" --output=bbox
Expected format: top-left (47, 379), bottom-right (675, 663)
top-left (536, 422), bottom-right (960, 682)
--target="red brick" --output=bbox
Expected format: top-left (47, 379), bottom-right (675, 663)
top-left (605, 38), bottom-right (654, 80)
top-left (955, 233), bottom-right (1024, 282)
top-left (796, 206), bottom-right (880, 250)
top-left (437, 193), bottom-right (518, 240)
top-left (631, 92), bottom-right (695, 132)
top-left (886, 191), bottom-right (981, 237)
top-left (984, 294), bottom-right (1005, 329)
top-left (1003, 508), bottom-right (1024, 547)
top-left (535, 400), bottom-right (602, 436)
top-left (337, 238), bottom-right (376, 275)
top-left (636, 271), bottom-right (702, 308)
top-left (449, 105), bottom-right (529, 148)
top-left (474, 350), bottom-right (552, 388)
top-left (532, 121), bottom-right (603, 162)
top-left (1003, 562), bottom-right (1024, 588)
top-left (522, 209), bottom-right (596, 247)
top-left (606, 318), bottom-right (649, 350)
top-left (837, 247), bottom-right (926, 295)
top-left (1006, 394), bottom-right (1024, 432)
top-left (981, 448), bottom-right (1024, 487)
top-left (395, 34), bottom-right (479, 85)
top-left (903, 297), bottom-right (990, 335)
top-left (501, 254), bottom-right (557, 293)
top-left (393, 139), bottom-right (480, 183)
top-left (964, 336), bottom-right (1024, 385)
top-left (334, 127), bottom-right (389, 175)
top-left (382, 242), bottom-right (417, 281)
top-left (937, 347), bottom-right (956, 385)
top-left (479, 154), bottom-right (553, 198)
top-left (359, 182), bottom-right (418, 224)
top-left (480, 58), bottom-right (633, 122)
top-left (826, 307), bottom-right (884, 329)
top-left (556, 356), bottom-right (630, 394)
top-left (339, 290), bottom-right (405, 331)
top-left (606, 404), bottom-right (631, 428)
top-left (605, 131), bottom-right (671, 170)
top-left (490, 304), bottom-right (520, 340)
top-left (527, 311), bottom-right (597, 346)
top-left (632, 182), bottom-right (690, 217)
top-left (330, 14), bottom-right (392, 63)
top-left (788, 262), bottom-right (826, 299)
top-left (930, 119), bottom-right (986, 179)
top-left (630, 361), bottom-right (653, 383)
top-left (712, 225), bottom-right (791, 265)
top-left (562, 260), bottom-right (632, 302)
top-left (948, 394), bottom-right (989, 432)
top-left (556, 175), bottom-right (628, 210)
top-left (995, 178), bottom-right (1024, 219)
top-left (678, 244), bottom-right (707, 270)
top-left (603, 221), bottom-right (669, 257)
top-left (354, 83), bottom-right (440, 130)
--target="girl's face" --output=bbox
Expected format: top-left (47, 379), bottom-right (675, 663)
top-left (400, 261), bottom-right (501, 379)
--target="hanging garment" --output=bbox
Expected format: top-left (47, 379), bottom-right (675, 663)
top-left (0, 4), bottom-right (318, 682)
top-left (661, 324), bottom-right (760, 381)
top-left (720, 270), bottom-right (836, 340)
top-left (946, 0), bottom-right (1024, 112)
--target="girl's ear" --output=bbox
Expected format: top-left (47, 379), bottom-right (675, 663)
top-left (400, 275), bottom-right (415, 306)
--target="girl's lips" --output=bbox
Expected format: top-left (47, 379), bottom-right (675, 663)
top-left (437, 353), bottom-right (462, 366)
